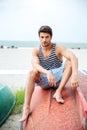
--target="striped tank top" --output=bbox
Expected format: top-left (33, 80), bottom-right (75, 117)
top-left (39, 43), bottom-right (63, 70)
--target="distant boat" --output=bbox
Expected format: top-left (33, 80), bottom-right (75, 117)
top-left (0, 45), bottom-right (4, 48)
top-left (0, 45), bottom-right (7, 49)
top-left (0, 84), bottom-right (16, 126)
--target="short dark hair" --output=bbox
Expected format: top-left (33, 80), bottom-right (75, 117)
top-left (38, 25), bottom-right (53, 36)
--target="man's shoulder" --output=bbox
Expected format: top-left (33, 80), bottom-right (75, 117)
top-left (32, 47), bottom-right (39, 51)
top-left (32, 48), bottom-right (40, 55)
top-left (55, 43), bottom-right (66, 54)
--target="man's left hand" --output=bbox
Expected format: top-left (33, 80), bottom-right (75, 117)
top-left (71, 72), bottom-right (79, 90)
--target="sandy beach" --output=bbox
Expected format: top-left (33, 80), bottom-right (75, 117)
top-left (0, 48), bottom-right (87, 71)
top-left (0, 48), bottom-right (87, 89)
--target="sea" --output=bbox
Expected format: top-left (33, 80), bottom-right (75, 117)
top-left (0, 40), bottom-right (87, 49)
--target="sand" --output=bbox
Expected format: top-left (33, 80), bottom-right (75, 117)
top-left (0, 48), bottom-right (87, 88)
top-left (0, 48), bottom-right (87, 71)
top-left (0, 114), bottom-right (22, 130)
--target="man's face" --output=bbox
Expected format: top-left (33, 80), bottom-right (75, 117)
top-left (39, 32), bottom-right (52, 47)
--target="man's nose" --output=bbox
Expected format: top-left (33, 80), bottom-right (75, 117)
top-left (43, 38), bottom-right (46, 42)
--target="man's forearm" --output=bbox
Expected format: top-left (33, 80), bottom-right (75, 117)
top-left (71, 55), bottom-right (78, 74)
top-left (33, 64), bottom-right (48, 75)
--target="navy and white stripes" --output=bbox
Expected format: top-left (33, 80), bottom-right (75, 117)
top-left (39, 43), bottom-right (63, 70)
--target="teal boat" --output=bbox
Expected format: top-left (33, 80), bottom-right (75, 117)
top-left (0, 84), bottom-right (16, 126)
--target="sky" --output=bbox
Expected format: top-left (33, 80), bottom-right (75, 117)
top-left (0, 0), bottom-right (87, 43)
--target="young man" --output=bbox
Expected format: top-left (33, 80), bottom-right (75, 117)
top-left (19, 25), bottom-right (79, 122)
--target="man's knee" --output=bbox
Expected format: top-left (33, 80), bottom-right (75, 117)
top-left (28, 69), bottom-right (39, 79)
top-left (28, 69), bottom-right (40, 82)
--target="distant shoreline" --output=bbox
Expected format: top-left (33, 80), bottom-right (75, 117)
top-left (0, 45), bottom-right (87, 50)
top-left (0, 40), bottom-right (87, 49)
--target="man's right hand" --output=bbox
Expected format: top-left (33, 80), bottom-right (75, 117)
top-left (47, 71), bottom-right (56, 87)
top-left (19, 107), bottom-right (30, 123)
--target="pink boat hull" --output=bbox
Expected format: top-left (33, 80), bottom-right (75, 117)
top-left (23, 73), bottom-right (87, 130)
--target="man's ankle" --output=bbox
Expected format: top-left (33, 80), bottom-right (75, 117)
top-left (23, 105), bottom-right (30, 111)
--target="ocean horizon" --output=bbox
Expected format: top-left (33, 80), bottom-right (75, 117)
top-left (0, 40), bottom-right (87, 49)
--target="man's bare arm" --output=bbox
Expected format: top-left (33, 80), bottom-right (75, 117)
top-left (57, 46), bottom-right (78, 74)
top-left (32, 49), bottom-right (56, 86)
top-left (56, 45), bottom-right (79, 89)
top-left (32, 48), bottom-right (50, 74)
